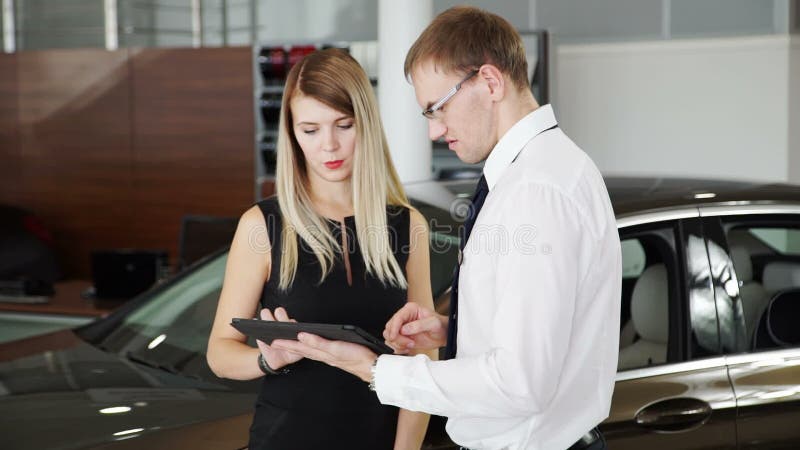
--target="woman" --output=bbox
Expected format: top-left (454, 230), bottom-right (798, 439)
top-left (207, 48), bottom-right (434, 450)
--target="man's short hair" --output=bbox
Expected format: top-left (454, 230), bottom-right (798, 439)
top-left (404, 6), bottom-right (529, 91)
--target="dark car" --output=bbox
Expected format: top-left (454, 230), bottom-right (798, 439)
top-left (2, 177), bottom-right (800, 449)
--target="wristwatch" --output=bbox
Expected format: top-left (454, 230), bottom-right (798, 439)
top-left (368, 356), bottom-right (379, 391)
top-left (258, 353), bottom-right (290, 375)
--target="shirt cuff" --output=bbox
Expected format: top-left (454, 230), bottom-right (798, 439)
top-left (374, 353), bottom-right (415, 408)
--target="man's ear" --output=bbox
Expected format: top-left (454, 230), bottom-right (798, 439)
top-left (479, 64), bottom-right (505, 101)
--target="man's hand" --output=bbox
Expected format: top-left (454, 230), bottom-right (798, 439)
top-left (271, 333), bottom-right (377, 382)
top-left (383, 302), bottom-right (448, 354)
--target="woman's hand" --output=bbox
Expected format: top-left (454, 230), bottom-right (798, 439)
top-left (271, 333), bottom-right (377, 382)
top-left (256, 307), bottom-right (304, 370)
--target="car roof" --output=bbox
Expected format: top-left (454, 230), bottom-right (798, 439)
top-left (605, 177), bottom-right (800, 216)
top-left (410, 176), bottom-right (800, 218)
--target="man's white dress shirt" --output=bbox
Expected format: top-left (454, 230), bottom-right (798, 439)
top-left (375, 105), bottom-right (622, 450)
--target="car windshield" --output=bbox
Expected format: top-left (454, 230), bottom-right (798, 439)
top-left (88, 182), bottom-right (474, 381)
top-left (96, 254), bottom-right (228, 381)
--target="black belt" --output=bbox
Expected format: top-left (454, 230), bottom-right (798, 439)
top-left (567, 427), bottom-right (602, 450)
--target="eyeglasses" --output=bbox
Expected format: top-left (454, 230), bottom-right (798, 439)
top-left (421, 70), bottom-right (479, 120)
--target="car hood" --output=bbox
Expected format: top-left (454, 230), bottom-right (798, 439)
top-left (0, 330), bottom-right (256, 450)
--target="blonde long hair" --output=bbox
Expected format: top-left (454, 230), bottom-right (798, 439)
top-left (275, 48), bottom-right (410, 291)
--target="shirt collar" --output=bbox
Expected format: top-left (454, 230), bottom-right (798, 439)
top-left (482, 104), bottom-right (557, 191)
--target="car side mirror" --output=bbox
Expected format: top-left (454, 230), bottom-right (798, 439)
top-left (765, 289), bottom-right (800, 347)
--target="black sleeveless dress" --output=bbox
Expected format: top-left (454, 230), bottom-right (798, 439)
top-left (248, 197), bottom-right (410, 450)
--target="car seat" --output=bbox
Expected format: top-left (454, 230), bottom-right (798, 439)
top-left (729, 245), bottom-right (769, 340)
top-left (617, 264), bottom-right (669, 370)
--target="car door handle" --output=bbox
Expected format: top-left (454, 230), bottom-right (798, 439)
top-left (635, 397), bottom-right (712, 432)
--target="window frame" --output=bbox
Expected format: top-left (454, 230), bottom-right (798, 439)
top-left (708, 212), bottom-right (800, 354)
top-left (617, 217), bottom-right (707, 373)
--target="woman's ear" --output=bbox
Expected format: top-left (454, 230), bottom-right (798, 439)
top-left (479, 64), bottom-right (505, 101)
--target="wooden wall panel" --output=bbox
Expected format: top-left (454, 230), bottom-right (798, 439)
top-left (130, 48), bottom-right (254, 260)
top-left (1, 47), bottom-right (255, 278)
top-left (16, 49), bottom-right (133, 277)
top-left (0, 53), bottom-right (20, 205)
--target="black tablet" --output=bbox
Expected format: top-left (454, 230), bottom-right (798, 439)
top-left (231, 318), bottom-right (394, 355)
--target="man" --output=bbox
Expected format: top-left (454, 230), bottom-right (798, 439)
top-left (273, 6), bottom-right (621, 450)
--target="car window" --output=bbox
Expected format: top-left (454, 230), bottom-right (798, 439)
top-left (724, 220), bottom-right (800, 350)
top-left (617, 229), bottom-right (677, 371)
top-left (748, 228), bottom-right (800, 254)
top-left (98, 254), bottom-right (227, 379)
top-left (617, 219), bottom-right (721, 371)
top-left (621, 239), bottom-right (646, 278)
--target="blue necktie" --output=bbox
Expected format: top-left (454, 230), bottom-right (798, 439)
top-left (445, 175), bottom-right (489, 359)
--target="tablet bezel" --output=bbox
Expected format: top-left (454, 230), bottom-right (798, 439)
top-left (230, 318), bottom-right (394, 355)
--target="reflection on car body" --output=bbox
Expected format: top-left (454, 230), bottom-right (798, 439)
top-left (2, 177), bottom-right (800, 449)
